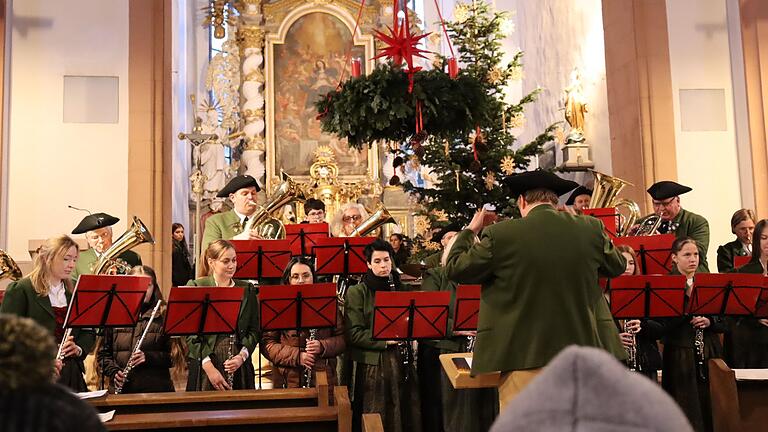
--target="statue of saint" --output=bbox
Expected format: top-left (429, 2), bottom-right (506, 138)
top-left (199, 105), bottom-right (230, 199)
top-left (564, 68), bottom-right (587, 138)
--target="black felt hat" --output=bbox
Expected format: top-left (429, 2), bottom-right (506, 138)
top-left (565, 186), bottom-right (593, 206)
top-left (646, 181), bottom-right (691, 201)
top-left (216, 175), bottom-right (261, 198)
top-left (71, 213), bottom-right (120, 234)
top-left (431, 222), bottom-right (462, 243)
top-left (505, 170), bottom-right (579, 197)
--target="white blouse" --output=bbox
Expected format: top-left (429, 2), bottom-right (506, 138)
top-left (48, 281), bottom-right (68, 308)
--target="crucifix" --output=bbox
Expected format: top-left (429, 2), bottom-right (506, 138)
top-left (178, 95), bottom-right (218, 266)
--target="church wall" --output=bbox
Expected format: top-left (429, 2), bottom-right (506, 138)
top-left (511, 0), bottom-right (611, 186)
top-left (5, 0), bottom-right (130, 260)
top-left (665, 0), bottom-right (743, 268)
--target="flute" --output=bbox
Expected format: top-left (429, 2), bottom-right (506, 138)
top-left (56, 328), bottom-right (73, 360)
top-left (115, 300), bottom-right (163, 394)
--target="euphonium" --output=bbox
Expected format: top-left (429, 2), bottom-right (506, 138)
top-left (630, 214), bottom-right (663, 236)
top-left (93, 217), bottom-right (155, 274)
top-left (350, 204), bottom-right (396, 237)
top-left (242, 172), bottom-right (306, 239)
top-left (588, 170), bottom-right (641, 237)
top-left (0, 250), bottom-right (22, 281)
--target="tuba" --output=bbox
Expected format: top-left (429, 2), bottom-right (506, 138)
top-left (350, 204), bottom-right (396, 237)
top-left (588, 170), bottom-right (641, 237)
top-left (629, 214), bottom-right (662, 236)
top-left (0, 250), bottom-right (22, 281)
top-left (93, 217), bottom-right (155, 274)
top-left (243, 172), bottom-right (306, 239)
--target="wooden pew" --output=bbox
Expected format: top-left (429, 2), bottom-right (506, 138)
top-left (103, 385), bottom-right (352, 431)
top-left (709, 359), bottom-right (768, 432)
top-left (362, 413), bottom-right (384, 432)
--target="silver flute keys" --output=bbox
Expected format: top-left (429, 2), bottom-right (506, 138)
top-left (115, 300), bottom-right (162, 394)
top-left (694, 327), bottom-right (706, 382)
top-left (227, 333), bottom-right (236, 389)
top-left (56, 328), bottom-right (73, 361)
top-left (624, 321), bottom-right (638, 372)
top-left (303, 329), bottom-right (318, 388)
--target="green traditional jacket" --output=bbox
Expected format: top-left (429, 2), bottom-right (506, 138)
top-left (423, 251), bottom-right (443, 269)
top-left (734, 260), bottom-right (765, 275)
top-left (0, 277), bottom-right (95, 357)
top-left (638, 208), bottom-right (710, 272)
top-left (444, 204), bottom-right (627, 374)
top-left (716, 239), bottom-right (751, 273)
top-left (596, 296), bottom-right (627, 361)
top-left (71, 248), bottom-right (142, 282)
top-left (200, 210), bottom-right (242, 256)
top-left (344, 281), bottom-right (387, 366)
top-left (184, 276), bottom-right (260, 361)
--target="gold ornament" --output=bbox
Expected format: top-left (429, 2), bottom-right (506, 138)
top-left (453, 3), bottom-right (470, 23)
top-left (486, 67), bottom-right (503, 84)
top-left (432, 210), bottom-right (449, 222)
top-left (424, 241), bottom-right (442, 251)
top-left (509, 66), bottom-right (523, 81)
top-left (414, 215), bottom-right (431, 237)
top-left (484, 171), bottom-right (496, 190)
top-left (500, 156), bottom-right (515, 175)
top-left (510, 112), bottom-right (525, 129)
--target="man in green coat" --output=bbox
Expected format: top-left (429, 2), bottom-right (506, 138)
top-left (444, 170), bottom-right (626, 409)
top-left (200, 175), bottom-right (262, 258)
top-left (637, 181), bottom-right (710, 272)
top-left (70, 213), bottom-right (142, 280)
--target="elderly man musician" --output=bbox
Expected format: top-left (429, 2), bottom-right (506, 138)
top-left (71, 212), bottom-right (142, 280)
top-left (200, 175), bottom-right (262, 256)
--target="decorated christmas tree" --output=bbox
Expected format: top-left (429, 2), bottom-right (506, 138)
top-left (403, 0), bottom-right (556, 239)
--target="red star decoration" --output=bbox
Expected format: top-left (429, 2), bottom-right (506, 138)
top-left (373, 11), bottom-right (431, 92)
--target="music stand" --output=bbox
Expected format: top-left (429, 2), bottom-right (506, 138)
top-left (230, 239), bottom-right (292, 280)
top-left (64, 274), bottom-right (151, 389)
top-left (372, 291), bottom-right (451, 380)
top-left (606, 275), bottom-right (687, 319)
top-left (614, 234), bottom-right (676, 275)
top-left (733, 255), bottom-right (751, 270)
top-left (453, 285), bottom-right (481, 332)
top-left (755, 277), bottom-right (768, 318)
top-left (258, 283), bottom-right (337, 387)
top-left (164, 286), bottom-right (244, 391)
top-left (582, 207), bottom-right (619, 239)
top-left (688, 274), bottom-right (763, 317)
top-left (313, 237), bottom-right (375, 276)
top-left (285, 223), bottom-right (330, 257)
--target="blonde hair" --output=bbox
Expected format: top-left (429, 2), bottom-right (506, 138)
top-left (27, 235), bottom-right (79, 297)
top-left (331, 203), bottom-right (370, 237)
top-left (201, 239), bottom-right (236, 276)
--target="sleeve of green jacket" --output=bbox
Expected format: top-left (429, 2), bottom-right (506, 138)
top-left (688, 214), bottom-right (710, 261)
top-left (595, 296), bottom-right (627, 361)
top-left (444, 229), bottom-right (495, 284)
top-left (420, 268), bottom-right (443, 292)
top-left (201, 217), bottom-right (223, 260)
top-left (596, 220), bottom-right (627, 278)
top-left (344, 284), bottom-right (386, 351)
top-left (239, 285), bottom-right (260, 354)
top-left (0, 281), bottom-right (27, 315)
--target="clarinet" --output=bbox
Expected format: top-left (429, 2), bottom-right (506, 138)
top-left (303, 329), bottom-right (318, 388)
top-left (227, 333), bottom-right (236, 389)
top-left (56, 327), bottom-right (73, 360)
top-left (694, 327), bottom-right (706, 382)
top-left (388, 274), bottom-right (411, 381)
top-left (624, 321), bottom-right (638, 372)
top-left (115, 300), bottom-right (162, 394)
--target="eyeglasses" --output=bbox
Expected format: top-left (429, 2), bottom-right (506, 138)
top-left (342, 215), bottom-right (362, 222)
top-left (652, 198), bottom-right (677, 208)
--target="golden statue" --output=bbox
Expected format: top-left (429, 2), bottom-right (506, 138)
top-left (564, 68), bottom-right (587, 140)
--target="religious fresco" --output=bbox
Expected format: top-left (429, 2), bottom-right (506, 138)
top-left (273, 12), bottom-right (367, 177)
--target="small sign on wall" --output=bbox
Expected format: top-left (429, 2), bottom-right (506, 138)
top-left (63, 75), bottom-right (119, 124)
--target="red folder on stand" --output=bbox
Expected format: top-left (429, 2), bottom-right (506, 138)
top-left (605, 275), bottom-right (687, 319)
top-left (614, 234), bottom-right (676, 275)
top-left (65, 274), bottom-right (151, 329)
top-left (285, 223), bottom-right (330, 257)
top-left (688, 274), bottom-right (762, 316)
top-left (453, 285), bottom-right (481, 332)
top-left (258, 283), bottom-right (338, 331)
top-left (313, 237), bottom-right (375, 276)
top-left (733, 255), bottom-right (752, 270)
top-left (372, 291), bottom-right (451, 340)
top-left (230, 239), bottom-right (292, 280)
top-left (582, 207), bottom-right (619, 239)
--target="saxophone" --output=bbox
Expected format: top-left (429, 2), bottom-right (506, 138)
top-left (303, 329), bottom-right (318, 388)
top-left (115, 300), bottom-right (162, 394)
top-left (624, 320), bottom-right (638, 372)
top-left (227, 333), bottom-right (236, 388)
top-left (694, 327), bottom-right (706, 382)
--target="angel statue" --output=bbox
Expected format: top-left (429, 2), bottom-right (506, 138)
top-left (563, 68), bottom-right (588, 141)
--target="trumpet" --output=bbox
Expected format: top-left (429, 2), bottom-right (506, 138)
top-left (115, 299), bottom-right (163, 394)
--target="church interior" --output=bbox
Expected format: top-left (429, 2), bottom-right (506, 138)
top-left (1, 0), bottom-right (767, 431)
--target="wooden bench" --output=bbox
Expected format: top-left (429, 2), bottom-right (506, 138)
top-left (710, 359), bottom-right (768, 432)
top-left (103, 385), bottom-right (352, 431)
top-left (362, 413), bottom-right (384, 432)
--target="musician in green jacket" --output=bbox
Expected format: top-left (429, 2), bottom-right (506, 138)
top-left (200, 175), bottom-right (262, 261)
top-left (444, 170), bottom-right (626, 409)
top-left (185, 240), bottom-right (260, 391)
top-left (70, 212), bottom-right (141, 280)
top-left (716, 208), bottom-right (755, 272)
top-left (636, 181), bottom-right (710, 272)
top-left (0, 235), bottom-right (96, 392)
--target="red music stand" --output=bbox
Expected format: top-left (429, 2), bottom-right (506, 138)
top-left (258, 283), bottom-right (338, 331)
top-left (285, 223), bottom-right (330, 257)
top-left (755, 277), bottom-right (768, 318)
top-left (582, 207), bottom-right (619, 239)
top-left (733, 255), bottom-right (752, 270)
top-left (453, 285), bottom-right (481, 332)
top-left (64, 274), bottom-right (152, 389)
top-left (313, 237), bottom-right (375, 276)
top-left (614, 234), bottom-right (676, 275)
top-left (688, 274), bottom-right (763, 316)
top-left (606, 275), bottom-right (687, 319)
top-left (164, 286), bottom-right (244, 391)
top-left (230, 239), bottom-right (292, 280)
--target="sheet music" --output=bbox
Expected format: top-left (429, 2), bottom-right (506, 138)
top-left (98, 410), bottom-right (116, 423)
top-left (734, 369), bottom-right (768, 381)
top-left (76, 389), bottom-right (108, 400)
